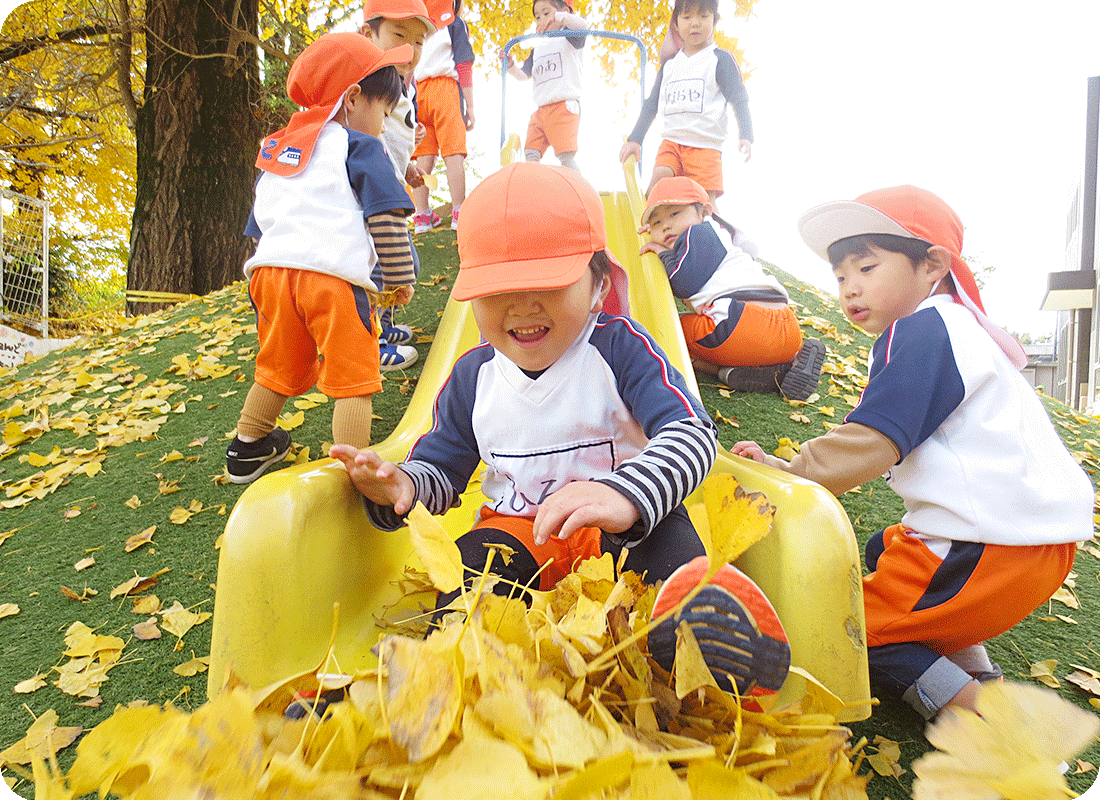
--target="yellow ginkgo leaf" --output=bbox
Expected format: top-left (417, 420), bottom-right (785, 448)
top-left (174, 654), bottom-right (210, 676)
top-left (674, 621), bottom-right (719, 699)
top-left (1029, 659), bottom-right (1060, 689)
top-left (160, 601), bottom-right (211, 640)
top-left (0, 602), bottom-right (19, 620)
top-left (0, 709), bottom-right (82, 766)
top-left (406, 502), bottom-right (463, 594)
top-left (383, 633), bottom-right (463, 763)
top-left (913, 680), bottom-right (1100, 800)
top-left (278, 410), bottom-right (305, 430)
top-left (699, 474), bottom-right (776, 570)
top-left (169, 507), bottom-right (192, 524)
top-left (13, 673), bottom-right (48, 694)
top-left (125, 525), bottom-right (156, 551)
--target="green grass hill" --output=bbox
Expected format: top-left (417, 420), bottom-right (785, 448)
top-left (1, 228), bottom-right (1098, 798)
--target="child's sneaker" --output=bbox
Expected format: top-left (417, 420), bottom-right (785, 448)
top-left (717, 363), bottom-right (786, 395)
top-left (649, 556), bottom-right (790, 697)
top-left (778, 338), bottom-right (827, 401)
top-left (380, 324), bottom-right (415, 345)
top-left (380, 343), bottom-right (418, 371)
top-left (413, 211), bottom-right (441, 234)
top-left (225, 428), bottom-right (292, 485)
top-left (450, 206), bottom-right (460, 230)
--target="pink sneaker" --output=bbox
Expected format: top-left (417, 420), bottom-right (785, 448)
top-left (450, 206), bottom-right (460, 230)
top-left (413, 211), bottom-right (442, 234)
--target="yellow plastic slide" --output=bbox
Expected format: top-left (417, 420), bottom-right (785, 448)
top-left (208, 160), bottom-right (871, 721)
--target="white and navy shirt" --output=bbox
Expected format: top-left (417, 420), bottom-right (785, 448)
top-left (658, 216), bottom-right (787, 325)
top-left (415, 17), bottom-right (473, 81)
top-left (846, 294), bottom-right (1092, 547)
top-left (628, 43), bottom-right (752, 150)
top-left (243, 123), bottom-right (412, 290)
top-left (380, 82), bottom-right (418, 182)
top-left (520, 24), bottom-right (586, 107)
top-left (366, 313), bottom-right (717, 543)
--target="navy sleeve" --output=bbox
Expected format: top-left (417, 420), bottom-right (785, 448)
top-left (522, 52), bottom-right (533, 77)
top-left (715, 49), bottom-right (753, 142)
top-left (593, 315), bottom-right (711, 436)
top-left (450, 18), bottom-right (474, 65)
top-left (628, 64), bottom-right (665, 144)
top-left (846, 308), bottom-right (965, 460)
top-left (345, 131), bottom-right (414, 218)
top-left (243, 209), bottom-right (261, 238)
top-left (664, 222), bottom-right (727, 298)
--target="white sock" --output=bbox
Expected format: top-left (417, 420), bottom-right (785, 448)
top-left (947, 643), bottom-right (994, 674)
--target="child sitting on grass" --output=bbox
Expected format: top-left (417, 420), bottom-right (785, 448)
top-left (733, 185), bottom-right (1093, 721)
top-left (330, 162), bottom-right (791, 698)
top-left (640, 176), bottom-right (825, 401)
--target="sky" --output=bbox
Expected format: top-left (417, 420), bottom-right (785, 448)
top-left (475, 0), bottom-right (1100, 337)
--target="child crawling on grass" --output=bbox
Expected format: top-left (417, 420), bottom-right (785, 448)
top-left (331, 162), bottom-right (791, 698)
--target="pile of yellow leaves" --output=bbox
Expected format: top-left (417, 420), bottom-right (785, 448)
top-left (18, 480), bottom-right (869, 800)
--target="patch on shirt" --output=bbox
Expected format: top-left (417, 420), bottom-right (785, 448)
top-left (276, 147), bottom-right (302, 167)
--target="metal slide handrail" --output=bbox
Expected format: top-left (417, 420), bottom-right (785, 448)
top-left (499, 28), bottom-right (648, 152)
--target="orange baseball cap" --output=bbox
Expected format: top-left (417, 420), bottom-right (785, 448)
top-left (255, 33), bottom-right (412, 178)
top-left (454, 163), bottom-right (629, 314)
top-left (798, 185), bottom-right (1026, 369)
top-left (363, 0), bottom-right (436, 33)
top-left (641, 176), bottom-right (710, 226)
top-left (423, 0), bottom-right (455, 27)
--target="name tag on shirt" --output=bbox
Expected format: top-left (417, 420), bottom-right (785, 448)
top-left (664, 78), bottom-right (705, 114)
top-left (533, 52), bottom-right (563, 86)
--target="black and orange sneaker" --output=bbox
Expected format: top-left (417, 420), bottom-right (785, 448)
top-left (649, 556), bottom-right (790, 697)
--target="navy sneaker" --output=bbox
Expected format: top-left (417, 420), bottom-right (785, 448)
top-left (380, 343), bottom-right (418, 371)
top-left (650, 556), bottom-right (790, 698)
top-left (225, 428), bottom-right (292, 485)
top-left (380, 324), bottom-right (415, 345)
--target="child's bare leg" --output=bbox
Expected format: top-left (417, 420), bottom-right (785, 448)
top-left (413, 154), bottom-right (436, 213)
top-left (236, 383), bottom-right (288, 441)
top-left (942, 678), bottom-right (982, 714)
top-left (332, 395), bottom-right (373, 448)
top-left (646, 165), bottom-right (675, 195)
top-left (443, 153), bottom-right (466, 210)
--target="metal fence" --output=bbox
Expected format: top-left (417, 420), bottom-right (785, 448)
top-left (0, 187), bottom-right (49, 337)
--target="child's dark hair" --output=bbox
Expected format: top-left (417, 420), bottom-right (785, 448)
top-left (827, 234), bottom-right (932, 269)
top-left (533, 0), bottom-right (572, 13)
top-left (364, 16), bottom-right (384, 35)
top-left (357, 65), bottom-right (403, 108)
top-left (672, 0), bottom-right (719, 21)
top-left (589, 250), bottom-right (614, 282)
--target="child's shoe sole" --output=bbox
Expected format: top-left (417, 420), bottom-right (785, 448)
top-left (779, 339), bottom-right (827, 401)
top-left (650, 556), bottom-right (790, 696)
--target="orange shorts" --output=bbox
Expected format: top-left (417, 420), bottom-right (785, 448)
top-left (525, 100), bottom-right (581, 156)
top-left (655, 139), bottom-right (723, 195)
top-left (472, 508), bottom-right (603, 591)
top-left (413, 76), bottom-right (467, 159)
top-left (863, 524), bottom-right (1076, 655)
top-left (249, 266), bottom-right (382, 399)
top-left (680, 303), bottom-right (802, 367)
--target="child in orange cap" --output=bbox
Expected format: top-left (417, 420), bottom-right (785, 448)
top-left (361, 0), bottom-right (436, 358)
top-left (411, 0), bottom-right (475, 232)
top-left (505, 0), bottom-right (589, 171)
top-left (331, 162), bottom-right (791, 698)
top-left (228, 33), bottom-right (418, 484)
top-left (733, 185), bottom-right (1093, 721)
top-left (640, 176), bottom-right (825, 400)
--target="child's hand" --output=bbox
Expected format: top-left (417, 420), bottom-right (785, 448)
top-left (639, 240), bottom-right (668, 256)
top-left (329, 444), bottom-right (416, 514)
top-left (619, 141), bottom-right (641, 164)
top-left (405, 162), bottom-right (424, 188)
top-left (391, 284), bottom-right (415, 305)
top-left (414, 122), bottom-right (427, 146)
top-left (532, 481), bottom-right (640, 546)
top-left (731, 440), bottom-right (767, 463)
top-left (739, 139), bottom-right (752, 162)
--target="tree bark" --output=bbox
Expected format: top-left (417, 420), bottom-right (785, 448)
top-left (128, 0), bottom-right (260, 313)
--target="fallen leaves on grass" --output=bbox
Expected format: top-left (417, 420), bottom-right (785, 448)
top-left (124, 525), bottom-right (156, 552)
top-left (0, 709), bottom-right (81, 766)
top-left (109, 568), bottom-right (170, 599)
top-left (0, 603), bottom-right (19, 620)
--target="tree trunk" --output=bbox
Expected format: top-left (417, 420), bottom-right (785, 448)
top-left (128, 0), bottom-right (260, 314)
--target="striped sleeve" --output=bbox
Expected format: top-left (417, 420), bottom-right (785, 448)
top-left (597, 416), bottom-right (717, 544)
top-left (364, 461), bottom-right (461, 530)
top-left (367, 211), bottom-right (416, 287)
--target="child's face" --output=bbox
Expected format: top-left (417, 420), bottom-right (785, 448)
top-left (646, 203), bottom-right (705, 248)
top-left (533, 0), bottom-right (560, 33)
top-left (675, 3), bottom-right (715, 55)
top-left (343, 87), bottom-right (394, 138)
top-left (471, 270), bottom-right (611, 372)
top-left (370, 17), bottom-right (429, 75)
top-left (832, 245), bottom-right (939, 335)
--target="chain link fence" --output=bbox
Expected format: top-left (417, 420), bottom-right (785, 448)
top-left (0, 187), bottom-right (49, 337)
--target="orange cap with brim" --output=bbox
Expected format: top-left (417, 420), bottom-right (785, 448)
top-left (363, 0), bottom-right (436, 33)
top-left (255, 33), bottom-right (413, 178)
top-left (423, 0), bottom-right (455, 28)
top-left (454, 163), bottom-right (629, 315)
top-left (797, 184), bottom-right (1027, 369)
top-left (641, 176), bottom-right (710, 226)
